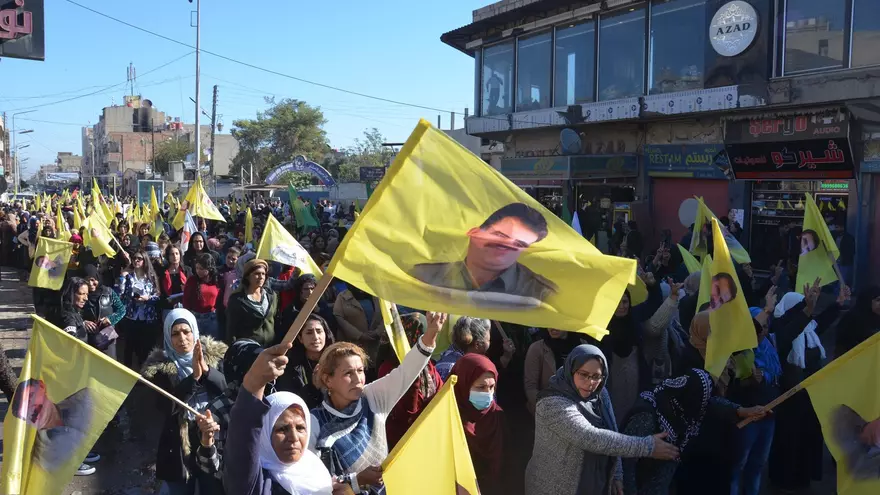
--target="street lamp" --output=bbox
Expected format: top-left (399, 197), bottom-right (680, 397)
top-left (12, 110), bottom-right (37, 193)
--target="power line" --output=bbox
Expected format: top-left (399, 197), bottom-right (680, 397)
top-left (63, 0), bottom-right (455, 115)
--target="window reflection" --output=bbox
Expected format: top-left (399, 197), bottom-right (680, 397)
top-left (554, 22), bottom-right (596, 106)
top-left (784, 0), bottom-right (846, 73)
top-left (481, 42), bottom-right (515, 116)
top-left (852, 0), bottom-right (880, 67)
top-left (516, 32), bottom-right (552, 111)
top-left (599, 7), bottom-right (646, 101)
top-left (649, 0), bottom-right (706, 94)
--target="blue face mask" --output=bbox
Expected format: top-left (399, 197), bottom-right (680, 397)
top-left (469, 390), bottom-right (494, 411)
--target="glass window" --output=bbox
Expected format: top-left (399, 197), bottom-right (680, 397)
top-left (784, 0), bottom-right (846, 73)
top-left (481, 42), bottom-right (515, 116)
top-left (852, 0), bottom-right (880, 67)
top-left (516, 32), bottom-right (553, 111)
top-left (649, 0), bottom-right (706, 94)
top-left (554, 22), bottom-right (596, 106)
top-left (598, 7), bottom-right (647, 101)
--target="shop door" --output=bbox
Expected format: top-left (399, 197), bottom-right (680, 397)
top-left (651, 179), bottom-right (729, 247)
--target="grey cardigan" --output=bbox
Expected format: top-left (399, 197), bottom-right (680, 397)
top-left (525, 389), bottom-right (655, 495)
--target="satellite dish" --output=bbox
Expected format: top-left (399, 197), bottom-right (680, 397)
top-left (560, 128), bottom-right (582, 155)
top-left (679, 198), bottom-right (699, 228)
top-left (143, 99), bottom-right (153, 108)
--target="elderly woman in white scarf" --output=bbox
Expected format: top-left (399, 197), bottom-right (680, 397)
top-left (224, 341), bottom-right (340, 495)
top-left (142, 308), bottom-right (228, 495)
top-left (767, 279), bottom-right (850, 493)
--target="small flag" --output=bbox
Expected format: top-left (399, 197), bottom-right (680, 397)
top-left (379, 300), bottom-right (410, 364)
top-left (27, 238), bottom-right (73, 290)
top-left (796, 193), bottom-right (839, 292)
top-left (255, 214), bottom-right (322, 275)
top-left (55, 206), bottom-right (70, 242)
top-left (180, 210), bottom-right (198, 256)
top-left (172, 176), bottom-right (225, 230)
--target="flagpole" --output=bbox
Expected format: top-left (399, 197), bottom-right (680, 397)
top-left (136, 375), bottom-right (202, 417)
top-left (280, 274), bottom-right (334, 345)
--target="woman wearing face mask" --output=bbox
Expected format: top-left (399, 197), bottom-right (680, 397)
top-left (523, 329), bottom-right (584, 415)
top-left (183, 253), bottom-right (221, 340)
top-left (223, 342), bottom-right (336, 495)
top-left (277, 314), bottom-right (335, 409)
top-left (450, 353), bottom-right (504, 494)
top-left (525, 345), bottom-right (679, 495)
top-left (310, 312), bottom-right (446, 494)
top-left (142, 308), bottom-right (227, 495)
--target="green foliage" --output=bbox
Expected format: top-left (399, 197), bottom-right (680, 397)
top-left (274, 171), bottom-right (313, 190)
top-left (321, 128), bottom-right (394, 183)
top-left (230, 99), bottom-right (329, 180)
top-left (152, 139), bottom-right (205, 174)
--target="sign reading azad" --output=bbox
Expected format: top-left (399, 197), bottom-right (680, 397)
top-left (0, 0), bottom-right (44, 61)
top-left (710, 1), bottom-right (758, 57)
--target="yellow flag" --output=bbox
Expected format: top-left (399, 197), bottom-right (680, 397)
top-left (82, 212), bottom-right (116, 258)
top-left (327, 120), bottom-right (635, 339)
top-left (697, 254), bottom-right (713, 313)
top-left (705, 218), bottom-right (756, 377)
top-left (629, 266), bottom-right (649, 306)
top-left (72, 207), bottom-right (83, 231)
top-left (34, 194), bottom-right (42, 212)
top-left (245, 208), bottom-right (254, 245)
top-left (382, 376), bottom-right (480, 495)
top-left (150, 211), bottom-right (165, 240)
top-left (256, 213), bottom-right (322, 276)
top-left (804, 331), bottom-right (880, 495)
top-left (230, 199), bottom-right (238, 218)
top-left (172, 176), bottom-right (225, 230)
top-left (27, 238), bottom-right (73, 290)
top-left (100, 198), bottom-right (115, 226)
top-left (150, 186), bottom-right (160, 218)
top-left (796, 193), bottom-right (839, 292)
top-left (1, 316), bottom-right (139, 495)
top-left (379, 300), bottom-right (410, 364)
top-left (689, 197), bottom-right (750, 264)
top-left (55, 206), bottom-right (70, 242)
top-left (677, 243), bottom-right (701, 274)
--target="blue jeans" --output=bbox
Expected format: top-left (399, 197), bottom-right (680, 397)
top-left (194, 311), bottom-right (219, 340)
top-left (730, 417), bottom-right (775, 495)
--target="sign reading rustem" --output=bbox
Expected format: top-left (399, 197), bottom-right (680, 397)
top-left (644, 145), bottom-right (727, 179)
top-left (710, 1), bottom-right (759, 57)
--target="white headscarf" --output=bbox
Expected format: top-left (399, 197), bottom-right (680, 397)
top-left (163, 308), bottom-right (200, 381)
top-left (260, 392), bottom-right (333, 495)
top-left (773, 292), bottom-right (826, 369)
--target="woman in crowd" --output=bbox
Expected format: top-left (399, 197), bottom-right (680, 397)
top-left (31, 223), bottom-right (60, 317)
top-left (450, 353), bottom-right (504, 494)
top-left (226, 258), bottom-right (297, 346)
top-left (81, 264), bottom-right (126, 359)
top-left (309, 234), bottom-right (329, 266)
top-left (142, 308), bottom-right (227, 495)
top-left (435, 317), bottom-right (492, 381)
top-left (621, 368), bottom-right (767, 495)
top-left (523, 329), bottom-right (582, 415)
top-left (277, 313), bottom-right (335, 409)
top-left (769, 282), bottom-right (849, 493)
top-left (184, 232), bottom-right (220, 270)
top-left (183, 252), bottom-right (221, 340)
top-left (158, 244), bottom-right (190, 314)
top-left (377, 313), bottom-right (444, 450)
top-left (223, 342), bottom-right (336, 495)
top-left (333, 285), bottom-right (383, 365)
top-left (277, 273), bottom-right (335, 341)
top-left (310, 312), bottom-right (446, 494)
top-left (525, 345), bottom-right (679, 495)
top-left (835, 285), bottom-right (880, 357)
top-left (116, 249), bottom-right (162, 368)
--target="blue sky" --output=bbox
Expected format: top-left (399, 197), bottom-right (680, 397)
top-left (1, 0), bottom-right (482, 175)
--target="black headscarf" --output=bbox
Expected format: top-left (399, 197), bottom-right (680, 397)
top-left (836, 286), bottom-right (880, 356)
top-left (603, 290), bottom-right (639, 358)
top-left (542, 330), bottom-right (582, 370)
top-left (639, 368), bottom-right (713, 451)
top-left (222, 339), bottom-right (264, 394)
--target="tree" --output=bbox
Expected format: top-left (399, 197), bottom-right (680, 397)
top-left (231, 98), bottom-right (328, 181)
top-left (152, 139), bottom-right (205, 174)
top-left (347, 128), bottom-right (395, 169)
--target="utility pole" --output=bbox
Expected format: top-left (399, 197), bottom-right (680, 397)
top-left (210, 84), bottom-right (218, 196)
top-left (191, 0), bottom-right (202, 185)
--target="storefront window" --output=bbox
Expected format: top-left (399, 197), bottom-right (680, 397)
top-left (481, 42), bottom-right (515, 116)
top-left (852, 0), bottom-right (880, 67)
top-left (784, 0), bottom-right (846, 73)
top-left (554, 22), bottom-right (596, 106)
top-left (516, 32), bottom-right (552, 111)
top-left (649, 0), bottom-right (706, 94)
top-left (598, 7), bottom-right (646, 101)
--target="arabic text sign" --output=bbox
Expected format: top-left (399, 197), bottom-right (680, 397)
top-left (725, 112), bottom-right (849, 144)
top-left (643, 145), bottom-right (727, 179)
top-left (726, 138), bottom-right (854, 179)
top-left (0, 0), bottom-right (44, 61)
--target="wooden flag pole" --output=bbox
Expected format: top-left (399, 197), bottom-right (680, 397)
top-left (493, 320), bottom-right (509, 341)
top-left (736, 382), bottom-right (804, 429)
top-left (136, 375), bottom-right (202, 417)
top-left (281, 274), bottom-right (334, 345)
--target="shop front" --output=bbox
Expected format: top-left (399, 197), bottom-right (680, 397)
top-left (644, 144), bottom-right (730, 246)
top-left (498, 156), bottom-right (568, 214)
top-left (568, 154), bottom-right (640, 252)
top-left (724, 109), bottom-right (857, 271)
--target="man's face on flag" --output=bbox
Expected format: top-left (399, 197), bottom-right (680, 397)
top-left (466, 217), bottom-right (540, 272)
top-left (12, 380), bottom-right (54, 428)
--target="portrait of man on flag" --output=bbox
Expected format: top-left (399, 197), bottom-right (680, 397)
top-left (409, 202), bottom-right (558, 307)
top-left (10, 379), bottom-right (95, 473)
top-left (708, 272), bottom-right (738, 312)
top-left (832, 404), bottom-right (880, 481)
top-left (801, 229), bottom-right (821, 255)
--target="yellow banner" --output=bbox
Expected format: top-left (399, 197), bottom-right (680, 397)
top-left (172, 176), bottom-right (225, 230)
top-left (1, 316), bottom-right (138, 495)
top-left (245, 208), bottom-right (254, 245)
top-left (382, 376), bottom-right (479, 495)
top-left (27, 238), bottom-right (73, 291)
top-left (689, 197), bottom-right (750, 264)
top-left (255, 213), bottom-right (322, 276)
top-left (796, 192), bottom-right (839, 292)
top-left (706, 219), bottom-right (757, 377)
top-left (677, 243), bottom-right (701, 274)
top-left (327, 120), bottom-right (635, 339)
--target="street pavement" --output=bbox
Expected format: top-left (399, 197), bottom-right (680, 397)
top-left (0, 266), bottom-right (839, 494)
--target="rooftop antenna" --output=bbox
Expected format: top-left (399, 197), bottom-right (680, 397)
top-left (127, 62), bottom-right (137, 98)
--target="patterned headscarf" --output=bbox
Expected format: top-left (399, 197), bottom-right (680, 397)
top-left (640, 368), bottom-right (713, 451)
top-left (400, 313), bottom-right (438, 398)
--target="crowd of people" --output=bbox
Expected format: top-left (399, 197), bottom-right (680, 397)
top-left (0, 190), bottom-right (876, 495)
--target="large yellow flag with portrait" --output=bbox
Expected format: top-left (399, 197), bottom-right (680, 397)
top-left (689, 197), bottom-right (750, 264)
top-left (27, 238), bottom-right (73, 291)
top-left (172, 176), bottom-right (225, 230)
top-left (256, 213), bottom-right (322, 276)
top-left (327, 120), bottom-right (636, 339)
top-left (804, 331), bottom-right (880, 495)
top-left (383, 376), bottom-right (479, 495)
top-left (705, 219), bottom-right (757, 377)
top-left (796, 192), bottom-right (839, 292)
top-left (1, 316), bottom-right (138, 495)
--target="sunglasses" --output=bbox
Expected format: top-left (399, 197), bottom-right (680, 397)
top-left (133, 257), bottom-right (145, 262)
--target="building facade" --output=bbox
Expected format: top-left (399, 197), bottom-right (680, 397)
top-left (442, 0), bottom-right (880, 288)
